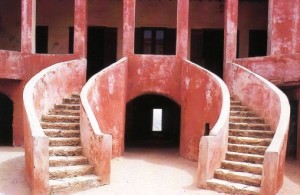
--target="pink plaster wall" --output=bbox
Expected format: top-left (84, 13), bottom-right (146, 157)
top-left (235, 54), bottom-right (300, 86)
top-left (225, 63), bottom-right (290, 195)
top-left (181, 60), bottom-right (229, 162)
top-left (127, 55), bottom-right (180, 103)
top-left (23, 59), bottom-right (86, 194)
top-left (0, 51), bottom-right (23, 79)
top-left (81, 58), bottom-right (127, 159)
top-left (0, 0), bottom-right (21, 51)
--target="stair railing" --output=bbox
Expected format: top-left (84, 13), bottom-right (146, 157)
top-left (23, 59), bottom-right (87, 194)
top-left (80, 57), bottom-right (128, 184)
top-left (181, 60), bottom-right (231, 187)
top-left (225, 63), bottom-right (290, 195)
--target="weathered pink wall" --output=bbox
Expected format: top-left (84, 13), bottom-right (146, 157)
top-left (82, 58), bottom-right (127, 158)
top-left (0, 51), bottom-right (23, 79)
top-left (226, 63), bottom-right (290, 195)
top-left (127, 55), bottom-right (180, 103)
top-left (268, 0), bottom-right (300, 55)
top-left (23, 59), bottom-right (86, 194)
top-left (181, 60), bottom-right (228, 161)
top-left (235, 54), bottom-right (300, 86)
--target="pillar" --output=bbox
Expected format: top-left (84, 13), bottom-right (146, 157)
top-left (176, 0), bottom-right (189, 60)
top-left (224, 0), bottom-right (238, 64)
top-left (74, 0), bottom-right (87, 58)
top-left (21, 0), bottom-right (36, 53)
top-left (268, 0), bottom-right (300, 55)
top-left (123, 0), bottom-right (135, 57)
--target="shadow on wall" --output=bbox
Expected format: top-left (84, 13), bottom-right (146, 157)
top-left (125, 94), bottom-right (181, 148)
top-left (0, 94), bottom-right (13, 146)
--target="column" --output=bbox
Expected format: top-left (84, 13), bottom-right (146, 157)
top-left (123, 0), bottom-right (135, 57)
top-left (74, 0), bottom-right (87, 58)
top-left (21, 0), bottom-right (36, 53)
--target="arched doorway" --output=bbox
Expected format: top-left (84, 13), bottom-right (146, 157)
top-left (125, 94), bottom-right (180, 148)
top-left (0, 93), bottom-right (13, 146)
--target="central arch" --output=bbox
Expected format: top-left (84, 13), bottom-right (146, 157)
top-left (0, 93), bottom-right (13, 146)
top-left (125, 94), bottom-right (181, 148)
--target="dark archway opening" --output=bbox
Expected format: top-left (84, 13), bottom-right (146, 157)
top-left (125, 94), bottom-right (181, 149)
top-left (0, 94), bottom-right (13, 146)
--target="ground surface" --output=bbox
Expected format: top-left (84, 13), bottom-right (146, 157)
top-left (0, 147), bottom-right (299, 195)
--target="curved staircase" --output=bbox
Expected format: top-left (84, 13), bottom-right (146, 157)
top-left (40, 94), bottom-right (101, 194)
top-left (206, 97), bottom-right (274, 194)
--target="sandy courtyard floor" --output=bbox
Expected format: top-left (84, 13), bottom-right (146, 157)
top-left (0, 147), bottom-right (299, 195)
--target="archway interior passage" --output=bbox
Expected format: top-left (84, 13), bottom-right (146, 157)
top-left (125, 94), bottom-right (181, 149)
top-left (0, 94), bottom-right (13, 146)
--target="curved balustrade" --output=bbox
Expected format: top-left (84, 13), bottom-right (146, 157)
top-left (23, 59), bottom-right (86, 194)
top-left (80, 57), bottom-right (128, 184)
top-left (226, 63), bottom-right (290, 195)
top-left (181, 60), bottom-right (230, 186)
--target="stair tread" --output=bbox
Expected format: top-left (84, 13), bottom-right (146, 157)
top-left (222, 160), bottom-right (263, 169)
top-left (228, 143), bottom-right (268, 149)
top-left (49, 156), bottom-right (87, 161)
top-left (226, 151), bottom-right (264, 158)
top-left (215, 168), bottom-right (262, 180)
top-left (207, 178), bottom-right (260, 194)
top-left (49, 164), bottom-right (92, 171)
top-left (49, 174), bottom-right (99, 186)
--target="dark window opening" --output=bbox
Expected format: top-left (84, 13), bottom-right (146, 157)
top-left (287, 100), bottom-right (298, 158)
top-left (135, 28), bottom-right (176, 55)
top-left (248, 30), bottom-right (267, 57)
top-left (125, 94), bottom-right (180, 148)
top-left (36, 26), bottom-right (48, 54)
top-left (0, 94), bottom-right (13, 146)
top-left (69, 27), bottom-right (74, 54)
top-left (190, 29), bottom-right (224, 78)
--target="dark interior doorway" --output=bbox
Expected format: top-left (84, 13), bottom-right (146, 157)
top-left (135, 28), bottom-right (176, 55)
top-left (0, 94), bottom-right (13, 146)
top-left (287, 100), bottom-right (298, 158)
top-left (69, 26), bottom-right (117, 80)
top-left (248, 30), bottom-right (267, 57)
top-left (36, 26), bottom-right (48, 53)
top-left (86, 27), bottom-right (117, 79)
top-left (190, 29), bottom-right (224, 78)
top-left (125, 94), bottom-right (181, 148)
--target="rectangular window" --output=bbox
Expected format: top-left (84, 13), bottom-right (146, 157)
top-left (152, 109), bottom-right (163, 132)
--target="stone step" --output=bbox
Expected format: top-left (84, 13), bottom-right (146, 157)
top-left (229, 129), bottom-right (274, 139)
top-left (49, 146), bottom-right (83, 156)
top-left (41, 122), bottom-right (80, 130)
top-left (230, 100), bottom-right (242, 106)
top-left (42, 115), bottom-right (80, 123)
top-left (49, 175), bottom-right (101, 195)
top-left (49, 165), bottom-right (94, 179)
top-left (44, 129), bottom-right (80, 138)
top-left (221, 160), bottom-right (263, 175)
top-left (230, 105), bottom-right (249, 111)
top-left (228, 136), bottom-right (272, 146)
top-left (214, 168), bottom-right (262, 187)
top-left (207, 178), bottom-right (260, 195)
top-left (229, 123), bottom-right (270, 131)
top-left (63, 97), bottom-right (80, 104)
top-left (226, 152), bottom-right (264, 164)
top-left (54, 104), bottom-right (80, 110)
top-left (228, 144), bottom-right (267, 155)
top-left (49, 137), bottom-right (80, 146)
top-left (229, 116), bottom-right (264, 123)
top-left (230, 111), bottom-right (257, 117)
top-left (49, 156), bottom-right (88, 167)
top-left (71, 94), bottom-right (80, 99)
top-left (49, 109), bottom-right (80, 116)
